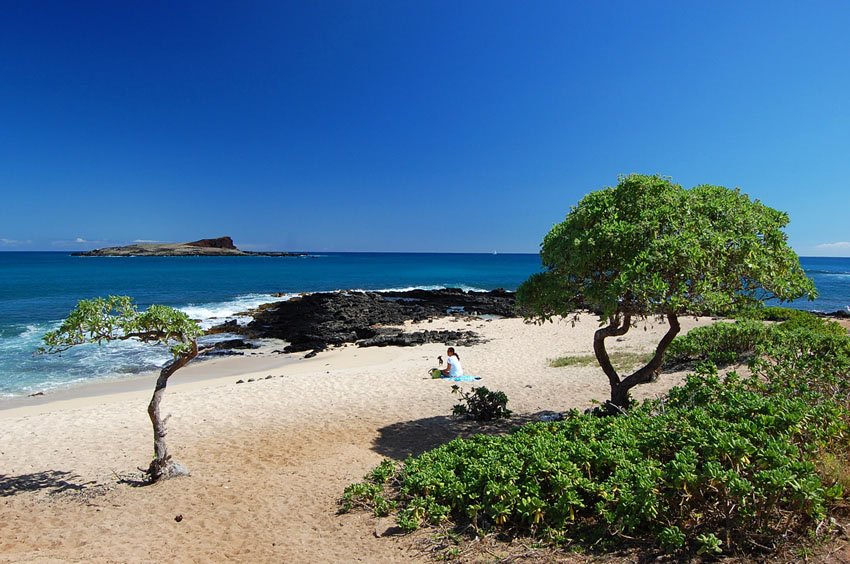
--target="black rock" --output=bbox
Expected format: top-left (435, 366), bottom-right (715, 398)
top-left (357, 330), bottom-right (482, 348)
top-left (200, 338), bottom-right (258, 357)
top-left (203, 350), bottom-right (245, 357)
top-left (210, 288), bottom-right (516, 358)
top-left (208, 338), bottom-right (258, 350)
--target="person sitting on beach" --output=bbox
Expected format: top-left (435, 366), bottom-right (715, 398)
top-left (440, 347), bottom-right (463, 378)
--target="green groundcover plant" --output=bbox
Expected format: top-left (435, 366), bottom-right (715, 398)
top-left (667, 308), bottom-right (847, 366)
top-left (666, 318), bottom-right (769, 366)
top-left (342, 316), bottom-right (850, 556)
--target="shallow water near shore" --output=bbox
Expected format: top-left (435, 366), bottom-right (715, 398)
top-left (0, 252), bottom-right (847, 398)
top-left (0, 252), bottom-right (541, 397)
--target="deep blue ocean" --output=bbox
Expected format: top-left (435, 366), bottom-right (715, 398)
top-left (1, 252), bottom-right (848, 398)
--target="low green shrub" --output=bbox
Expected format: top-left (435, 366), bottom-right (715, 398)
top-left (666, 319), bottom-right (768, 365)
top-left (451, 385), bottom-right (512, 421)
top-left (742, 305), bottom-right (813, 322)
top-left (774, 313), bottom-right (848, 337)
top-left (343, 311), bottom-right (850, 557)
top-left (738, 306), bottom-right (846, 336)
top-left (339, 459), bottom-right (399, 516)
top-left (667, 310), bottom-right (847, 367)
top-left (345, 366), bottom-right (850, 555)
top-left (339, 481), bottom-right (396, 517)
top-left (751, 323), bottom-right (850, 407)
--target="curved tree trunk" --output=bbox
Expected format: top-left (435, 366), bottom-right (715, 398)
top-left (146, 342), bottom-right (197, 482)
top-left (593, 314), bottom-right (632, 388)
top-left (595, 313), bottom-right (680, 411)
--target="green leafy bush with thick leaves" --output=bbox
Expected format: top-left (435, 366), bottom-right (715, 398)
top-left (747, 305), bottom-right (824, 322)
top-left (666, 319), bottom-right (769, 365)
top-left (752, 323), bottom-right (850, 406)
top-left (344, 315), bottom-right (850, 556)
top-left (667, 309), bottom-right (846, 366)
top-left (451, 385), bottom-right (512, 421)
top-left (346, 370), bottom-right (847, 554)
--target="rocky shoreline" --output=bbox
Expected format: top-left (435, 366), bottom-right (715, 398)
top-left (206, 290), bottom-right (850, 357)
top-left (211, 288), bottom-right (517, 355)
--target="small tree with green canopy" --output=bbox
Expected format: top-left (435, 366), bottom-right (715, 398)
top-left (517, 174), bottom-right (816, 410)
top-left (40, 296), bottom-right (203, 482)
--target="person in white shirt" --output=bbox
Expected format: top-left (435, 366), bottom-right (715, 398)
top-left (440, 347), bottom-right (463, 378)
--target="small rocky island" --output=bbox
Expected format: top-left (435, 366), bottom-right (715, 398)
top-left (72, 236), bottom-right (306, 257)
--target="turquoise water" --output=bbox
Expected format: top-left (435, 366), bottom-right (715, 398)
top-left (0, 252), bottom-right (847, 398)
top-left (0, 252), bottom-right (542, 397)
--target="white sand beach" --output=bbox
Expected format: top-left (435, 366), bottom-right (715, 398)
top-left (0, 315), bottom-right (713, 562)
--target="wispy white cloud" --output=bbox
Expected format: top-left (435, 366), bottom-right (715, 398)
top-left (816, 242), bottom-right (850, 250)
top-left (0, 238), bottom-right (32, 245)
top-left (812, 241), bottom-right (850, 257)
top-left (52, 237), bottom-right (108, 247)
top-left (133, 239), bottom-right (161, 243)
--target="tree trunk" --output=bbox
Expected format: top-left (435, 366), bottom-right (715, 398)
top-left (606, 313), bottom-right (681, 410)
top-left (146, 343), bottom-right (197, 482)
top-left (593, 314), bottom-right (632, 389)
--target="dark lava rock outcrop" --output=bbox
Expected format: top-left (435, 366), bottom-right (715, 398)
top-left (186, 236), bottom-right (238, 249)
top-left (223, 288), bottom-right (516, 354)
top-left (198, 338), bottom-right (260, 357)
top-left (357, 329), bottom-right (482, 348)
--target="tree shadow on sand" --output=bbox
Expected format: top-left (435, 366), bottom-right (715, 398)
top-left (372, 412), bottom-right (558, 461)
top-left (0, 470), bottom-right (98, 497)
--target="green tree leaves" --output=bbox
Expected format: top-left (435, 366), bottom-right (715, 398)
top-left (39, 296), bottom-right (204, 482)
top-left (517, 174), bottom-right (817, 408)
top-left (519, 174), bottom-right (816, 321)
top-left (41, 295), bottom-right (202, 357)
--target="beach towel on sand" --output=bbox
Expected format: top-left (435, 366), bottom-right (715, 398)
top-left (449, 375), bottom-right (480, 382)
top-left (429, 369), bottom-right (480, 382)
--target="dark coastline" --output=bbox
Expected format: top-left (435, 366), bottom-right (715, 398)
top-left (214, 288), bottom-right (517, 355)
top-left (210, 288), bottom-right (850, 358)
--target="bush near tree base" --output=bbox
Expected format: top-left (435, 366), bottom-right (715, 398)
top-left (666, 318), bottom-right (769, 366)
top-left (342, 316), bottom-right (850, 557)
top-left (451, 385), bottom-right (512, 421)
top-left (667, 308), bottom-right (848, 367)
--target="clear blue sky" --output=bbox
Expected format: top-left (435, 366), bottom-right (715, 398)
top-left (1, 1), bottom-right (848, 255)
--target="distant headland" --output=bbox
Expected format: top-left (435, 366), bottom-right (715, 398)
top-left (71, 236), bottom-right (307, 257)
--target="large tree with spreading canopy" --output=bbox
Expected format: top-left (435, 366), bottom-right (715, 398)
top-left (517, 174), bottom-right (816, 410)
top-left (40, 296), bottom-right (203, 481)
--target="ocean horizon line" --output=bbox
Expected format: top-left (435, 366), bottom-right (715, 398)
top-left (0, 249), bottom-right (542, 256)
top-left (1, 250), bottom-right (849, 259)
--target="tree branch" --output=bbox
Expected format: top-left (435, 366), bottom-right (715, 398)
top-left (119, 331), bottom-right (170, 342)
top-left (621, 312), bottom-right (680, 389)
top-left (593, 313), bottom-right (631, 388)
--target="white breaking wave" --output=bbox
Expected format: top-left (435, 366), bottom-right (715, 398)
top-left (0, 286), bottom-right (498, 398)
top-left (365, 284), bottom-right (491, 294)
top-left (0, 321), bottom-right (60, 353)
top-left (179, 293), bottom-right (298, 329)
